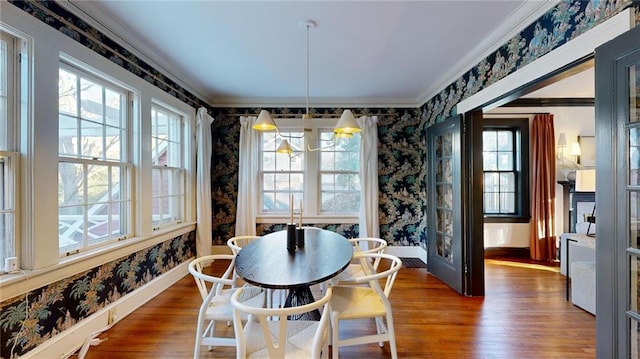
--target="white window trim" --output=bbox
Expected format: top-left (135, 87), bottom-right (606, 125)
top-left (256, 117), bottom-right (358, 224)
top-left (150, 101), bottom-right (187, 231)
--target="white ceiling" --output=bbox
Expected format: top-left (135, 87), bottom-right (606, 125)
top-left (68, 1), bottom-right (587, 108)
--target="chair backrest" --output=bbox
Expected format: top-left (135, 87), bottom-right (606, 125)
top-left (349, 237), bottom-right (388, 269)
top-left (353, 252), bottom-right (402, 298)
top-left (231, 287), bottom-right (332, 359)
top-left (188, 254), bottom-right (236, 301)
top-left (226, 235), bottom-right (261, 255)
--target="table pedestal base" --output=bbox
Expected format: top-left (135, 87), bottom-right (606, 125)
top-left (285, 287), bottom-right (321, 320)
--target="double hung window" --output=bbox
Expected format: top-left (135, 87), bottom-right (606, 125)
top-left (258, 118), bottom-right (360, 220)
top-left (482, 118), bottom-right (530, 222)
top-left (151, 104), bottom-right (185, 229)
top-left (58, 63), bottom-right (132, 255)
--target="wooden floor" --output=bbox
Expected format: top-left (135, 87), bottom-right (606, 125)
top-left (78, 258), bottom-right (595, 359)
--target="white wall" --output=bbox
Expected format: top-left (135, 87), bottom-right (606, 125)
top-left (484, 105), bottom-right (595, 248)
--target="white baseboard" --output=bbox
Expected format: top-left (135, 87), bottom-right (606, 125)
top-left (21, 261), bottom-right (190, 359)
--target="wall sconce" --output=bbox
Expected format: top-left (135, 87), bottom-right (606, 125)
top-left (570, 142), bottom-right (582, 163)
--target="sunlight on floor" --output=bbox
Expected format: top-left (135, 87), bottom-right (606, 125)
top-left (486, 259), bottom-right (560, 273)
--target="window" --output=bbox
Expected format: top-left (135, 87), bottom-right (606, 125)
top-left (482, 118), bottom-right (529, 222)
top-left (58, 63), bottom-right (132, 255)
top-left (0, 31), bottom-right (19, 268)
top-left (151, 103), bottom-right (185, 229)
top-left (258, 118), bottom-right (360, 220)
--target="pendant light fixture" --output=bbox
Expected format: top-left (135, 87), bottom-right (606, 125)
top-left (252, 20), bottom-right (361, 155)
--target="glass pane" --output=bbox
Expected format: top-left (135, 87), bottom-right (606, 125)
top-left (631, 64), bottom-right (639, 123)
top-left (263, 173), bottom-right (275, 191)
top-left (111, 200), bottom-right (125, 236)
top-left (86, 164), bottom-right (109, 204)
top-left (630, 317), bottom-right (640, 358)
top-left (262, 192), bottom-right (275, 211)
top-left (290, 173), bottom-right (303, 191)
top-left (436, 209), bottom-right (453, 235)
top-left (58, 68), bottom-right (78, 116)
top-left (87, 204), bottom-right (109, 242)
top-left (484, 172), bottom-right (499, 192)
top-left (630, 256), bottom-right (640, 314)
top-left (442, 133), bottom-right (453, 157)
top-left (105, 89), bottom-right (122, 127)
top-left (484, 193), bottom-right (499, 213)
top-left (500, 173), bottom-right (515, 192)
top-left (631, 192), bottom-right (640, 249)
top-left (483, 152), bottom-right (497, 170)
top-left (274, 192), bottom-right (290, 211)
top-left (275, 173), bottom-right (289, 190)
top-left (321, 174), bottom-right (334, 191)
top-left (80, 78), bottom-right (103, 122)
top-left (500, 193), bottom-right (515, 213)
top-left (262, 152), bottom-right (275, 171)
top-left (497, 152), bottom-right (513, 171)
top-left (436, 233), bottom-right (453, 263)
top-left (105, 125), bottom-right (122, 161)
top-left (59, 114), bottom-right (79, 156)
top-left (290, 155), bottom-right (303, 171)
top-left (631, 127), bottom-right (640, 186)
top-left (497, 131), bottom-right (513, 151)
top-left (80, 119), bottom-right (104, 158)
top-left (483, 131), bottom-right (497, 151)
top-left (111, 166), bottom-right (122, 201)
top-left (436, 184), bottom-right (452, 209)
top-left (152, 168), bottom-right (162, 198)
top-left (58, 162), bottom-right (85, 206)
top-left (59, 204), bottom-right (84, 251)
top-left (152, 138), bottom-right (167, 166)
top-left (262, 132), bottom-right (276, 151)
top-left (321, 151), bottom-right (335, 171)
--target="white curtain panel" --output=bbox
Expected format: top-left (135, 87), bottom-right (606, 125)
top-left (356, 115), bottom-right (380, 238)
top-left (196, 107), bottom-right (214, 257)
top-left (235, 116), bottom-right (259, 236)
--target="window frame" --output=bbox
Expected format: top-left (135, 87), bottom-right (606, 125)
top-left (57, 61), bottom-right (134, 256)
top-left (256, 117), bottom-right (360, 224)
top-left (482, 117), bottom-right (530, 223)
top-left (150, 102), bottom-right (187, 230)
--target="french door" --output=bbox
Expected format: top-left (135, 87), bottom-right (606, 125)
top-left (427, 115), bottom-right (464, 294)
top-left (595, 24), bottom-right (640, 358)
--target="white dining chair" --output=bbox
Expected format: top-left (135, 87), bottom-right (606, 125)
top-left (329, 252), bottom-right (402, 359)
top-left (332, 237), bottom-right (388, 285)
top-left (226, 235), bottom-right (283, 309)
top-left (188, 254), bottom-right (265, 358)
top-left (231, 286), bottom-right (333, 359)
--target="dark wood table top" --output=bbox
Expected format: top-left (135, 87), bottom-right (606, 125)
top-left (234, 227), bottom-right (353, 289)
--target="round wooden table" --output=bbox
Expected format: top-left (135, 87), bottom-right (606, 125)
top-left (235, 227), bottom-right (353, 320)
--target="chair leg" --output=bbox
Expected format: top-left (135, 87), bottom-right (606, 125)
top-left (331, 311), bottom-right (341, 359)
top-left (385, 312), bottom-right (398, 359)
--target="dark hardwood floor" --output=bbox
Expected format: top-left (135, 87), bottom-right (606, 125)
top-left (78, 258), bottom-right (595, 358)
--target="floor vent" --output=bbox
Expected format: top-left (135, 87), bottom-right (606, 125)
top-left (400, 257), bottom-right (427, 268)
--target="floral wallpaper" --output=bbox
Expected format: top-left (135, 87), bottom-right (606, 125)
top-left (420, 0), bottom-right (637, 124)
top-left (0, 231), bottom-right (196, 358)
top-left (3, 0), bottom-right (640, 357)
top-left (210, 107), bottom-right (424, 246)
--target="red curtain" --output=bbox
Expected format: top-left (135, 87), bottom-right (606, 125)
top-left (529, 114), bottom-right (556, 261)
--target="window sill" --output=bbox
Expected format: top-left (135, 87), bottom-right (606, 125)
top-left (0, 222), bottom-right (196, 301)
top-left (484, 216), bottom-right (531, 224)
top-left (257, 215), bottom-right (358, 224)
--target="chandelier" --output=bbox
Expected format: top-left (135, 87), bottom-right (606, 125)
top-left (252, 20), bottom-right (361, 155)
